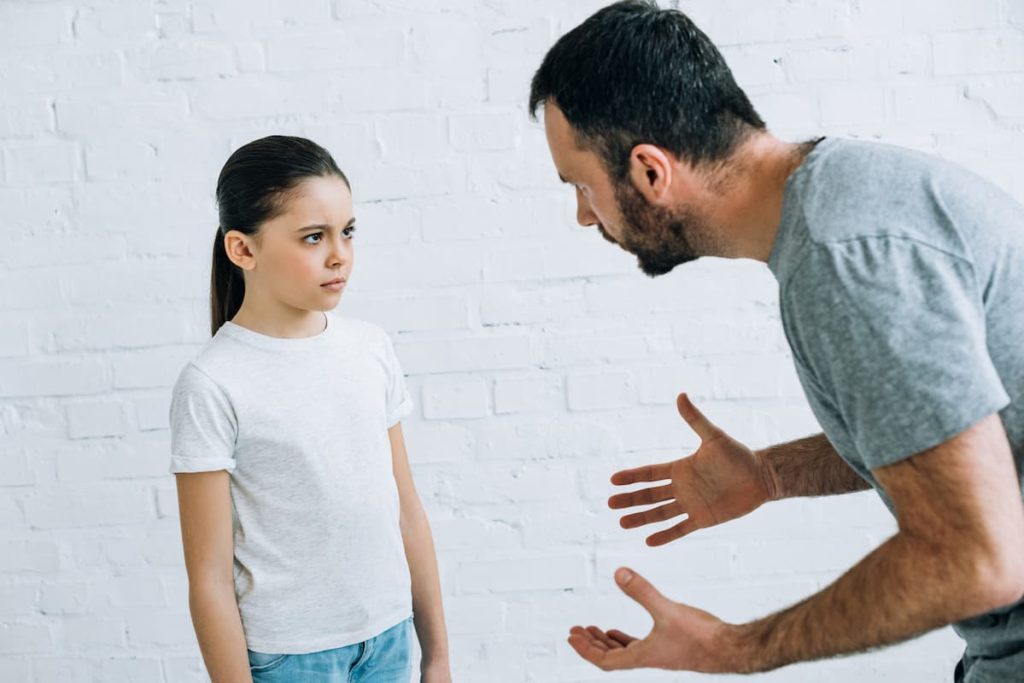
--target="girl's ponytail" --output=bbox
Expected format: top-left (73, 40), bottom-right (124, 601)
top-left (210, 228), bottom-right (245, 336)
top-left (209, 135), bottom-right (348, 337)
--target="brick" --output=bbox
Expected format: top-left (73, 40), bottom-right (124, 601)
top-left (0, 542), bottom-right (60, 573)
top-left (55, 436), bottom-right (170, 484)
top-left (967, 76), bottom-right (1024, 119)
top-left (0, 5), bottom-right (71, 48)
top-left (23, 485), bottom-right (154, 529)
top-left (902, 0), bottom-right (1000, 32)
top-left (421, 198), bottom-right (514, 242)
top-left (4, 142), bottom-right (78, 184)
top-left (66, 401), bottom-right (126, 439)
top-left (396, 334), bottom-right (532, 375)
top-left (375, 115), bottom-right (447, 164)
top-left (566, 371), bottom-right (636, 411)
top-left (111, 346), bottom-right (197, 390)
top-left (0, 322), bottom-right (30, 358)
top-left (0, 622), bottom-right (52, 654)
top-left (0, 100), bottom-right (53, 138)
top-left (56, 90), bottom-right (187, 136)
top-left (422, 376), bottom-right (490, 419)
top-left (130, 41), bottom-right (236, 81)
top-left (449, 111), bottom-right (521, 152)
top-left (820, 85), bottom-right (887, 127)
top-left (934, 30), bottom-right (1024, 76)
top-left (493, 373), bottom-right (562, 414)
top-left (480, 282), bottom-right (586, 326)
top-left (457, 554), bottom-right (588, 593)
top-left (267, 29), bottom-right (405, 72)
top-left (0, 234), bottom-right (124, 273)
top-left (400, 422), bottom-right (475, 465)
top-left (191, 76), bottom-right (333, 121)
top-left (0, 359), bottom-right (108, 398)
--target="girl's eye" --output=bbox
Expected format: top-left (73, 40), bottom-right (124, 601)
top-left (343, 226), bottom-right (356, 239)
top-left (303, 232), bottom-right (323, 244)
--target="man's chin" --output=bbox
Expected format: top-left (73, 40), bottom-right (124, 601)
top-left (636, 252), bottom-right (698, 277)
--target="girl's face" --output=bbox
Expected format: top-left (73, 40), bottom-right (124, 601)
top-left (240, 175), bottom-right (355, 314)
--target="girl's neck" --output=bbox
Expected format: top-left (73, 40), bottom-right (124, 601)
top-left (230, 299), bottom-right (328, 339)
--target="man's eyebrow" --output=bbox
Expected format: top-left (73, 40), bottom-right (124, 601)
top-left (296, 218), bottom-right (356, 232)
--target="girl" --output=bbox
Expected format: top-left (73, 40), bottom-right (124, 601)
top-left (169, 135), bottom-right (451, 683)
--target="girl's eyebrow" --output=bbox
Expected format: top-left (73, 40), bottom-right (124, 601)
top-left (296, 217), bottom-right (356, 233)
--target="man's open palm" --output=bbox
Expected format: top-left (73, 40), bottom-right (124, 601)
top-left (608, 393), bottom-right (775, 546)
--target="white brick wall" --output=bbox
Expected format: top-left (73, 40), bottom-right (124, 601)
top-left (2, 0), bottom-right (1022, 680)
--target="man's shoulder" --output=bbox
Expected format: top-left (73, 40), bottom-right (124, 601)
top-left (794, 137), bottom-right (975, 248)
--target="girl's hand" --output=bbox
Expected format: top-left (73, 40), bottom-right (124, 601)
top-left (420, 660), bottom-right (452, 683)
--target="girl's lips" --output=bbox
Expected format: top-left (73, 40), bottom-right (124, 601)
top-left (321, 279), bottom-right (346, 291)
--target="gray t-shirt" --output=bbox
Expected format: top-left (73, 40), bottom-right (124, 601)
top-left (769, 137), bottom-right (1024, 679)
top-left (169, 312), bottom-right (414, 654)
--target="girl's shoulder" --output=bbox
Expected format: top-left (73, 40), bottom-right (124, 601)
top-left (327, 312), bottom-right (394, 351)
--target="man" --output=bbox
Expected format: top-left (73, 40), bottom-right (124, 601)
top-left (528, 2), bottom-right (1024, 680)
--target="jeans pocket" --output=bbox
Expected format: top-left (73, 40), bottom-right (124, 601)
top-left (247, 650), bottom-right (289, 673)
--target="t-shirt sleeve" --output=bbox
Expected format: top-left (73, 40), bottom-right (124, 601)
top-left (783, 236), bottom-right (1009, 470)
top-left (381, 332), bottom-right (414, 427)
top-left (168, 363), bottom-right (238, 473)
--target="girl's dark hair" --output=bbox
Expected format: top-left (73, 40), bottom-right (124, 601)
top-left (529, 0), bottom-right (765, 179)
top-left (211, 135), bottom-right (349, 335)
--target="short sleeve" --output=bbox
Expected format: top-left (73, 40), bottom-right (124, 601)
top-left (168, 363), bottom-right (238, 473)
top-left (783, 237), bottom-right (1009, 470)
top-left (381, 332), bottom-right (414, 427)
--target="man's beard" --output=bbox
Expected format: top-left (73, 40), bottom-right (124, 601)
top-left (601, 180), bottom-right (712, 277)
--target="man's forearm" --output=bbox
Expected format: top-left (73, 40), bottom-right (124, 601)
top-left (726, 530), bottom-right (1005, 673)
top-left (758, 433), bottom-right (870, 499)
top-left (189, 581), bottom-right (253, 683)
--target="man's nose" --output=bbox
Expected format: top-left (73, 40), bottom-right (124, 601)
top-left (576, 188), bottom-right (599, 227)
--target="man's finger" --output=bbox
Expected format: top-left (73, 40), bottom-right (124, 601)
top-left (620, 500), bottom-right (682, 529)
top-left (586, 625), bottom-right (623, 650)
top-left (676, 393), bottom-right (723, 442)
top-left (568, 632), bottom-right (639, 671)
top-left (606, 629), bottom-right (638, 646)
top-left (615, 567), bottom-right (669, 618)
top-left (610, 462), bottom-right (671, 486)
top-left (608, 483), bottom-right (674, 510)
top-left (646, 517), bottom-right (698, 546)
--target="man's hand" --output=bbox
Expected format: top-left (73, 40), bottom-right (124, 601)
top-left (609, 393), bottom-right (776, 545)
top-left (567, 567), bottom-right (736, 672)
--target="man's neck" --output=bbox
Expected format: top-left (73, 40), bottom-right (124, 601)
top-left (704, 133), bottom-right (819, 263)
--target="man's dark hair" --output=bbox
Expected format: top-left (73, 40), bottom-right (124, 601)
top-left (529, 0), bottom-right (765, 179)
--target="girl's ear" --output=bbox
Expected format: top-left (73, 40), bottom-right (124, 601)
top-left (223, 230), bottom-right (257, 271)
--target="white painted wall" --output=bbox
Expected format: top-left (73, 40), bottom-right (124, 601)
top-left (2, 0), bottom-right (1023, 680)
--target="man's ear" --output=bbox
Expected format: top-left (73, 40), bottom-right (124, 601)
top-left (224, 230), bottom-right (257, 271)
top-left (627, 144), bottom-right (679, 206)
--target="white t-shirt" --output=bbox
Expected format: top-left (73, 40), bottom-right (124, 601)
top-left (168, 312), bottom-right (414, 654)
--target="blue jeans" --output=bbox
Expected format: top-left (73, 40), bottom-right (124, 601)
top-left (248, 616), bottom-right (413, 683)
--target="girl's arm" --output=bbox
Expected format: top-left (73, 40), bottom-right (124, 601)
top-left (389, 424), bottom-right (452, 682)
top-left (176, 470), bottom-right (254, 683)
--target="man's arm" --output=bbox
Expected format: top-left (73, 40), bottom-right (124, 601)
top-left (757, 433), bottom-right (870, 499)
top-left (570, 412), bottom-right (1024, 673)
top-left (731, 412), bottom-right (1024, 671)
